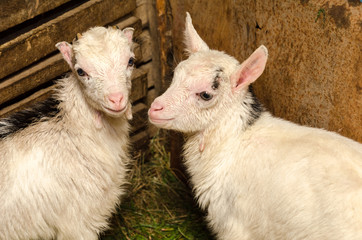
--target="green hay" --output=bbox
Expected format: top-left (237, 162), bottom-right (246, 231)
top-left (100, 134), bottom-right (214, 240)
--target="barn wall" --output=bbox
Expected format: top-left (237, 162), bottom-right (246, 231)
top-left (0, 0), bottom-right (160, 150)
top-left (166, 0), bottom-right (361, 142)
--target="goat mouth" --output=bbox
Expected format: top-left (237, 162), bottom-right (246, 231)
top-left (103, 105), bottom-right (127, 115)
top-left (149, 117), bottom-right (174, 125)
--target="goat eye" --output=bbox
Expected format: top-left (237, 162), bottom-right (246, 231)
top-left (128, 57), bottom-right (135, 67)
top-left (76, 68), bottom-right (86, 77)
top-left (199, 91), bottom-right (213, 101)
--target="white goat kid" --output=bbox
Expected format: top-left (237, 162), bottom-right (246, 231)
top-left (0, 26), bottom-right (135, 240)
top-left (148, 13), bottom-right (362, 240)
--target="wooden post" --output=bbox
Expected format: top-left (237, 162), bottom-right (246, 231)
top-left (154, 0), bottom-right (189, 183)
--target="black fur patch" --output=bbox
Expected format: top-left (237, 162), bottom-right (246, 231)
top-left (212, 67), bottom-right (223, 90)
top-left (241, 85), bottom-right (264, 127)
top-left (0, 97), bottom-right (61, 139)
top-left (212, 78), bottom-right (220, 90)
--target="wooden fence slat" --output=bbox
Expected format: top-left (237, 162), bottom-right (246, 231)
top-left (0, 0), bottom-right (136, 80)
top-left (133, 43), bottom-right (143, 65)
top-left (114, 16), bottom-right (143, 38)
top-left (131, 131), bottom-right (149, 150)
top-left (0, 54), bottom-right (67, 106)
top-left (0, 0), bottom-right (71, 32)
top-left (138, 62), bottom-right (154, 88)
top-left (131, 68), bottom-right (148, 101)
top-left (130, 103), bottom-right (147, 132)
top-left (0, 86), bottom-right (55, 118)
top-left (133, 0), bottom-right (150, 28)
top-left (138, 30), bottom-right (152, 63)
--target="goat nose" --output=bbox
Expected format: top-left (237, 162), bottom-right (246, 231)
top-left (149, 101), bottom-right (164, 112)
top-left (108, 92), bottom-right (123, 109)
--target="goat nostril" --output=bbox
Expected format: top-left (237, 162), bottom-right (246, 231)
top-left (150, 102), bottom-right (164, 112)
top-left (154, 106), bottom-right (163, 111)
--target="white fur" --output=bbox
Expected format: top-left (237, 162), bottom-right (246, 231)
top-left (148, 13), bottom-right (362, 240)
top-left (0, 26), bottom-right (135, 240)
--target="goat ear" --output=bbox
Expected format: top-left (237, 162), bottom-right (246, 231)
top-left (231, 45), bottom-right (268, 93)
top-left (122, 27), bottom-right (134, 45)
top-left (184, 12), bottom-right (209, 54)
top-left (56, 41), bottom-right (74, 69)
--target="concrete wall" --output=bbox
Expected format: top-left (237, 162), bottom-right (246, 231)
top-left (167, 0), bottom-right (361, 142)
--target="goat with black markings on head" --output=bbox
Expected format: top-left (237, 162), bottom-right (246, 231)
top-left (149, 12), bottom-right (362, 240)
top-left (0, 26), bottom-right (135, 240)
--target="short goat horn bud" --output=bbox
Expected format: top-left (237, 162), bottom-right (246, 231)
top-left (76, 33), bottom-right (82, 40)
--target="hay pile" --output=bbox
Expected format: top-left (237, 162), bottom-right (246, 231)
top-left (101, 135), bottom-right (213, 239)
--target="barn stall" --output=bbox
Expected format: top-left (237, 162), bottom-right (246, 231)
top-left (0, 0), bottom-right (361, 239)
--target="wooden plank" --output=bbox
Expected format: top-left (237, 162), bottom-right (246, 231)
top-left (155, 0), bottom-right (173, 93)
top-left (138, 30), bottom-right (152, 63)
top-left (0, 0), bottom-right (136, 80)
top-left (146, 88), bottom-right (159, 138)
top-left (147, 122), bottom-right (158, 139)
top-left (131, 68), bottom-right (148, 102)
top-left (114, 16), bottom-right (143, 38)
top-left (0, 54), bottom-right (67, 106)
top-left (133, 0), bottom-right (150, 28)
top-left (145, 0), bottom-right (161, 94)
top-left (130, 131), bottom-right (149, 150)
top-left (130, 103), bottom-right (147, 132)
top-left (155, 0), bottom-right (185, 181)
top-left (0, 0), bottom-right (71, 32)
top-left (146, 87), bottom-right (157, 106)
top-left (133, 43), bottom-right (143, 65)
top-left (0, 86), bottom-right (55, 118)
top-left (138, 62), bottom-right (155, 89)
